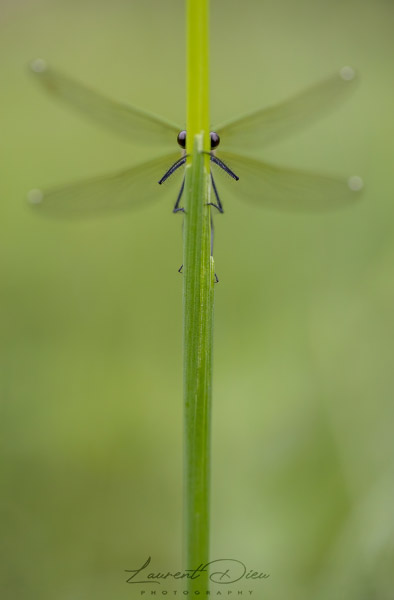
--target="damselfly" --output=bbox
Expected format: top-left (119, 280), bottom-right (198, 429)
top-left (28, 59), bottom-right (362, 225)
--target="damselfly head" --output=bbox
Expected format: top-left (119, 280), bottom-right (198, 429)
top-left (210, 132), bottom-right (220, 149)
top-left (176, 130), bottom-right (221, 150)
top-left (177, 130), bottom-right (187, 149)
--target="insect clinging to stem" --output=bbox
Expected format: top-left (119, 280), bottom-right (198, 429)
top-left (28, 59), bottom-right (363, 265)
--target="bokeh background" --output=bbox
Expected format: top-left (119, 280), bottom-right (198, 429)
top-left (1, 0), bottom-right (393, 598)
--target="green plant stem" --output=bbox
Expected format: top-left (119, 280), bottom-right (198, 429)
top-left (183, 0), bottom-right (213, 591)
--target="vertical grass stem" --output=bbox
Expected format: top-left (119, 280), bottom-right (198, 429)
top-left (183, 0), bottom-right (213, 592)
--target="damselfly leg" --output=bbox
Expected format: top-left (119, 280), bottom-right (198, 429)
top-left (206, 151), bottom-right (239, 213)
top-left (208, 173), bottom-right (224, 213)
top-left (158, 155), bottom-right (188, 213)
top-left (211, 212), bottom-right (219, 283)
top-left (173, 177), bottom-right (185, 213)
top-left (207, 153), bottom-right (239, 181)
top-left (158, 155), bottom-right (187, 184)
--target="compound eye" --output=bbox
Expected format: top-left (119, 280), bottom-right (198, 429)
top-left (210, 131), bottom-right (220, 149)
top-left (177, 130), bottom-right (187, 149)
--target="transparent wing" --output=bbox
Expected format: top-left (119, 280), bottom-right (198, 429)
top-left (27, 153), bottom-right (183, 218)
top-left (213, 151), bottom-right (363, 212)
top-left (214, 67), bottom-right (358, 152)
top-left (29, 59), bottom-right (181, 147)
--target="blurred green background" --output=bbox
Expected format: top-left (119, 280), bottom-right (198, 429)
top-left (1, 0), bottom-right (393, 598)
